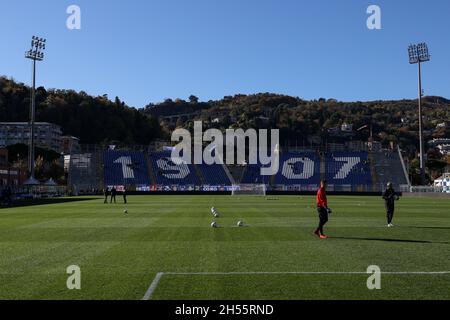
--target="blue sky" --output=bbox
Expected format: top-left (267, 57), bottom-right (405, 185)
top-left (0, 0), bottom-right (449, 108)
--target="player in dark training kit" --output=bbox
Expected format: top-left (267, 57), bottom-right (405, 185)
top-left (314, 179), bottom-right (332, 239)
top-left (122, 188), bottom-right (127, 204)
top-left (103, 187), bottom-right (109, 204)
top-left (382, 182), bottom-right (399, 227)
top-left (110, 187), bottom-right (117, 204)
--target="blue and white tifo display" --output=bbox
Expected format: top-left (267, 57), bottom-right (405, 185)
top-left (101, 150), bottom-right (376, 192)
top-left (103, 151), bottom-right (151, 186)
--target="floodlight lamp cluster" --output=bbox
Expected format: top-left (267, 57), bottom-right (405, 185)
top-left (408, 42), bottom-right (430, 64)
top-left (25, 36), bottom-right (46, 61)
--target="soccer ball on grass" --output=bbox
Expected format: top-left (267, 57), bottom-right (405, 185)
top-left (211, 207), bottom-right (220, 218)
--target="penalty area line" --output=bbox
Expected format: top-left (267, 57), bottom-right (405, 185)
top-left (141, 270), bottom-right (450, 300)
top-left (142, 272), bottom-right (164, 300)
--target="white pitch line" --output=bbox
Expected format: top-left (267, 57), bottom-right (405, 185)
top-left (163, 271), bottom-right (450, 275)
top-left (142, 270), bottom-right (450, 300)
top-left (142, 272), bottom-right (164, 300)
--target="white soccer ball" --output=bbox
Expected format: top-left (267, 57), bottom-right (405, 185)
top-left (123, 209), bottom-right (128, 214)
top-left (211, 221), bottom-right (218, 228)
top-left (214, 212), bottom-right (220, 218)
top-left (237, 221), bottom-right (244, 227)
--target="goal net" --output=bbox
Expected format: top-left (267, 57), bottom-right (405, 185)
top-left (231, 184), bottom-right (266, 196)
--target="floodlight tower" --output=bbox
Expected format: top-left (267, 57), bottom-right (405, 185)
top-left (408, 42), bottom-right (430, 185)
top-left (25, 36), bottom-right (46, 182)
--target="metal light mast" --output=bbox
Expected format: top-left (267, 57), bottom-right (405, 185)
top-left (408, 42), bottom-right (430, 185)
top-left (25, 36), bottom-right (46, 182)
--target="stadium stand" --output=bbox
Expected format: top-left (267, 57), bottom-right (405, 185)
top-left (240, 151), bottom-right (373, 191)
top-left (67, 146), bottom-right (410, 193)
top-left (274, 152), bottom-right (321, 185)
top-left (196, 163), bottom-right (232, 186)
top-left (241, 164), bottom-right (271, 184)
top-left (324, 152), bottom-right (372, 188)
top-left (68, 152), bottom-right (102, 194)
top-left (371, 150), bottom-right (409, 190)
top-left (227, 165), bottom-right (246, 183)
top-left (103, 151), bottom-right (150, 186)
top-left (149, 152), bottom-right (201, 187)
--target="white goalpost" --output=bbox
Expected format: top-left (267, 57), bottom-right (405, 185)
top-left (231, 184), bottom-right (267, 196)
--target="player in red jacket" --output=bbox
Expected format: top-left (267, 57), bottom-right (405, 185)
top-left (314, 179), bottom-right (332, 239)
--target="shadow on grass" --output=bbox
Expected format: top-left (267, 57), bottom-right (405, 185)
top-left (331, 236), bottom-right (434, 244)
top-left (0, 197), bottom-right (100, 209)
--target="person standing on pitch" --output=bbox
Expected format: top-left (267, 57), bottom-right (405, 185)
top-left (123, 187), bottom-right (127, 204)
top-left (103, 187), bottom-right (109, 204)
top-left (110, 187), bottom-right (117, 204)
top-left (382, 182), bottom-right (399, 227)
top-left (314, 179), bottom-right (332, 239)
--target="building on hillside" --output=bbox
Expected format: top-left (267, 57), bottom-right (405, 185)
top-left (61, 136), bottom-right (81, 154)
top-left (341, 123), bottom-right (353, 132)
top-left (428, 138), bottom-right (450, 156)
top-left (428, 138), bottom-right (450, 147)
top-left (0, 122), bottom-right (63, 152)
top-left (434, 173), bottom-right (450, 193)
top-left (0, 148), bottom-right (27, 187)
top-left (437, 144), bottom-right (450, 156)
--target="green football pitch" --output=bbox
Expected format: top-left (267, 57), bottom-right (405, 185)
top-left (0, 195), bottom-right (449, 300)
